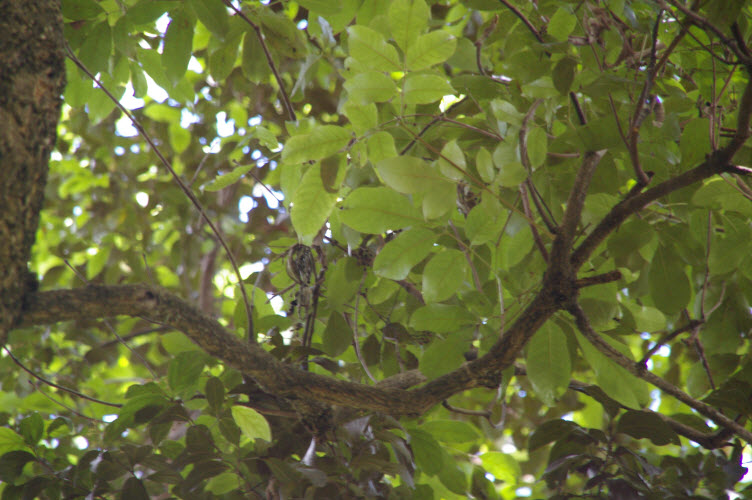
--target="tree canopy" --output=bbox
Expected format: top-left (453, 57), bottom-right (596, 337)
top-left (3, 0), bottom-right (752, 498)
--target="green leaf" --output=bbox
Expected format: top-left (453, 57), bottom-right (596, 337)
top-left (405, 31), bottom-right (457, 70)
top-left (345, 71), bottom-right (398, 104)
top-left (242, 30), bottom-right (270, 82)
top-left (20, 413), bottom-right (43, 446)
top-left (205, 377), bottom-right (225, 410)
top-left (291, 163), bottom-right (339, 245)
top-left (163, 9), bottom-right (195, 86)
top-left (62, 0), bottom-right (105, 20)
top-left (466, 198), bottom-right (503, 246)
top-left (574, 330), bottom-right (649, 409)
top-left (648, 245), bottom-right (690, 315)
top-left (209, 40), bottom-right (239, 81)
top-left (528, 419), bottom-right (582, 451)
top-left (692, 178), bottom-right (752, 215)
top-left (167, 351), bottom-right (206, 394)
top-left (476, 147), bottom-right (495, 183)
top-left (344, 102), bottom-right (377, 135)
top-left (376, 156), bottom-right (440, 193)
top-left (403, 74), bottom-right (455, 105)
top-left (438, 448), bottom-right (468, 494)
top-left (231, 406), bottom-right (272, 442)
top-left (680, 118), bottom-right (711, 167)
top-left (126, 1), bottom-right (178, 25)
top-left (421, 178), bottom-right (456, 219)
top-left (409, 429), bottom-right (443, 475)
top-left (496, 161), bottom-right (527, 188)
top-left (389, 0), bottom-right (430, 51)
top-left (121, 477), bottom-right (150, 500)
top-left (347, 25), bottom-right (401, 72)
top-left (297, 0), bottom-right (343, 15)
top-left (526, 126), bottom-right (548, 168)
top-left (410, 304), bottom-right (475, 333)
top-left (326, 257), bottom-right (362, 312)
top-left (374, 228), bottom-right (437, 280)
top-left (188, 0), bottom-right (229, 40)
top-left (0, 429), bottom-right (31, 456)
top-left (617, 410), bottom-right (680, 446)
top-left (367, 132), bottom-right (398, 163)
top-left (547, 7), bottom-right (576, 41)
top-left (553, 56), bottom-right (576, 95)
top-left (253, 126), bottom-right (279, 150)
top-left (526, 322), bottom-right (571, 406)
top-left (205, 164), bottom-right (253, 191)
top-left (322, 312), bottom-right (353, 356)
top-left (438, 140), bottom-right (466, 180)
top-left (422, 249), bottom-right (467, 303)
top-left (77, 21), bottom-right (112, 75)
top-left (480, 452), bottom-right (521, 485)
top-left (419, 420), bottom-right (480, 443)
top-left (339, 187), bottom-right (422, 234)
top-left (282, 126), bottom-right (351, 164)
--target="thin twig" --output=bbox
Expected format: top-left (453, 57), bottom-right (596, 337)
top-left (223, 0), bottom-right (296, 122)
top-left (569, 92), bottom-right (587, 126)
top-left (639, 319), bottom-right (702, 365)
top-left (4, 346), bottom-right (121, 408)
top-left (520, 183), bottom-right (549, 261)
top-left (399, 98), bottom-right (468, 155)
top-left (449, 221), bottom-right (484, 292)
top-left (442, 400), bottom-right (491, 417)
top-left (352, 273), bottom-right (377, 383)
top-left (627, 9), bottom-right (663, 187)
top-left (498, 0), bottom-right (544, 43)
top-left (64, 45), bottom-right (257, 344)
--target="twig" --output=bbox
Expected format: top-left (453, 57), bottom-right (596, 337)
top-left (222, 0), bottom-right (296, 122)
top-left (64, 45), bottom-right (257, 344)
top-left (352, 273), bottom-right (377, 383)
top-left (639, 319), bottom-right (702, 365)
top-left (569, 303), bottom-right (752, 444)
top-left (399, 98), bottom-right (468, 155)
top-left (569, 92), bottom-right (587, 126)
top-left (448, 221), bottom-right (484, 292)
top-left (442, 400), bottom-right (491, 417)
top-left (520, 183), bottom-right (549, 261)
top-left (574, 270), bottom-right (621, 288)
top-left (627, 10), bottom-right (663, 188)
top-left (519, 99), bottom-right (543, 171)
top-left (4, 346), bottom-right (121, 407)
top-left (659, 0), bottom-right (748, 62)
top-left (474, 14), bottom-right (498, 77)
top-left (498, 0), bottom-right (544, 43)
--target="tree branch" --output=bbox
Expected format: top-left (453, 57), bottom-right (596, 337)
top-left (568, 302), bottom-right (752, 444)
top-left (222, 0), bottom-right (296, 122)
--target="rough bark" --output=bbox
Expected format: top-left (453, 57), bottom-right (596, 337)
top-left (0, 0), bottom-right (66, 343)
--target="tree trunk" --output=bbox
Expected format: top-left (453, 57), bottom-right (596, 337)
top-left (0, 0), bottom-right (65, 343)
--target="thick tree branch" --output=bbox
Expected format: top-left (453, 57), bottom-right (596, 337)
top-left (571, 149), bottom-right (745, 270)
top-left (18, 285), bottom-right (492, 416)
top-left (549, 150), bottom-right (606, 271)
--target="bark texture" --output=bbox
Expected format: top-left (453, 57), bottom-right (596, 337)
top-left (0, 0), bottom-right (65, 343)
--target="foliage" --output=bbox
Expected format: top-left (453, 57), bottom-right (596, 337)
top-left (3, 0), bottom-right (752, 498)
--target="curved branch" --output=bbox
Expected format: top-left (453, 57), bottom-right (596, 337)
top-left (18, 283), bottom-right (566, 417)
top-left (568, 302), bottom-right (752, 444)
